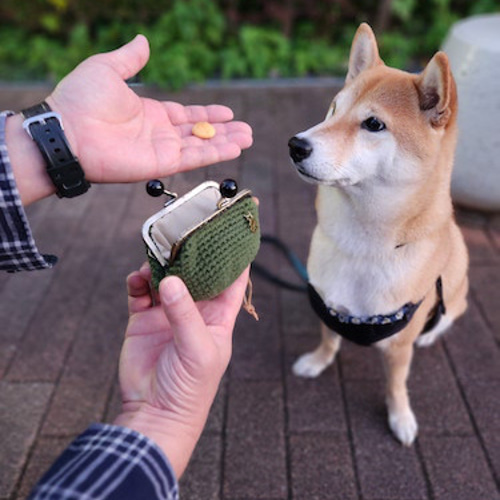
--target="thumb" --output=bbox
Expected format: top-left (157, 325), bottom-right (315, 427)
top-left (159, 277), bottom-right (213, 358)
top-left (104, 34), bottom-right (150, 81)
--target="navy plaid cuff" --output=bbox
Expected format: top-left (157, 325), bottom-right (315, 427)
top-left (28, 423), bottom-right (179, 500)
top-left (0, 111), bottom-right (57, 272)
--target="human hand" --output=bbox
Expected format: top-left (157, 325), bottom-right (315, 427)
top-left (114, 264), bottom-right (249, 478)
top-left (46, 35), bottom-right (253, 183)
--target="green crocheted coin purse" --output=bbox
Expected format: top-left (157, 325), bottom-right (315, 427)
top-left (142, 179), bottom-right (260, 301)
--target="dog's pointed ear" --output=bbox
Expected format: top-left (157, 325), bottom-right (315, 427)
top-left (416, 52), bottom-right (456, 127)
top-left (346, 23), bottom-right (383, 83)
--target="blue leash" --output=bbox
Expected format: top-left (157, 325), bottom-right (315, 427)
top-left (252, 235), bottom-right (309, 293)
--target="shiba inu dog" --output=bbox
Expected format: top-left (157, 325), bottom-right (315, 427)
top-left (288, 23), bottom-right (469, 445)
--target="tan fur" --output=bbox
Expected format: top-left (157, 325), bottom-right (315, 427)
top-left (290, 23), bottom-right (469, 445)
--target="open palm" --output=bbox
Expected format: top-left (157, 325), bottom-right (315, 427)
top-left (47, 35), bottom-right (253, 184)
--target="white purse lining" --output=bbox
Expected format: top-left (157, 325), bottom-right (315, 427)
top-left (150, 187), bottom-right (220, 261)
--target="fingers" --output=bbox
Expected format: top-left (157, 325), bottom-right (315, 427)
top-left (158, 101), bottom-right (253, 173)
top-left (163, 102), bottom-right (234, 125)
top-left (101, 34), bottom-right (150, 81)
top-left (127, 270), bottom-right (153, 314)
top-left (173, 142), bottom-right (247, 172)
top-left (159, 276), bottom-right (213, 359)
top-left (203, 267), bottom-right (251, 329)
top-left (127, 261), bottom-right (158, 314)
top-left (169, 122), bottom-right (252, 171)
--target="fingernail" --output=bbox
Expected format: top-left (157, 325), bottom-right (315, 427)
top-left (160, 276), bottom-right (187, 305)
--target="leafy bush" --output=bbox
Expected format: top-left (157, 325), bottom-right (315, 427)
top-left (0, 0), bottom-right (498, 88)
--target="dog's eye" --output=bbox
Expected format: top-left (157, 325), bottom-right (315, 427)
top-left (326, 101), bottom-right (336, 119)
top-left (362, 117), bottom-right (386, 132)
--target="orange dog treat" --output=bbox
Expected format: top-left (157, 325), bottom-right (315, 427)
top-left (192, 121), bottom-right (216, 139)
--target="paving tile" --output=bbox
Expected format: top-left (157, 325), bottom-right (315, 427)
top-left (286, 334), bottom-right (347, 433)
top-left (41, 186), bottom-right (144, 436)
top-left (224, 380), bottom-right (287, 499)
top-left (208, 157), bottom-right (241, 183)
top-left (0, 382), bottom-right (53, 499)
top-left (245, 160), bottom-right (277, 228)
top-left (23, 192), bottom-right (57, 229)
top-left (204, 377), bottom-right (227, 434)
top-left (409, 343), bottom-right (473, 435)
top-left (459, 222), bottom-right (499, 265)
top-left (444, 300), bottom-right (500, 383)
top-left (488, 214), bottom-right (500, 251)
top-left (240, 155), bottom-right (275, 208)
top-left (170, 166), bottom-right (208, 194)
top-left (0, 270), bottom-right (10, 295)
top-left (244, 88), bottom-right (291, 158)
top-left (469, 264), bottom-right (500, 342)
top-left (419, 434), bottom-right (500, 500)
top-left (0, 270), bottom-right (53, 378)
top-left (345, 381), bottom-right (429, 500)
top-left (231, 259), bottom-right (282, 380)
top-left (15, 436), bottom-right (72, 500)
top-left (180, 434), bottom-right (222, 500)
top-left (339, 342), bottom-right (385, 381)
top-left (344, 380), bottom-right (391, 436)
top-left (0, 86), bottom-right (53, 112)
top-left (103, 377), bottom-right (122, 425)
top-left (461, 379), bottom-right (500, 433)
top-left (481, 432), bottom-right (500, 487)
top-left (6, 185), bottom-right (130, 382)
top-left (289, 432), bottom-right (357, 500)
top-left (280, 287), bottom-right (318, 336)
top-left (27, 189), bottom-right (90, 256)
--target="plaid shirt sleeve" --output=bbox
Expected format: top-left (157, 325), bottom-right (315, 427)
top-left (0, 111), bottom-right (57, 272)
top-left (28, 423), bottom-right (180, 500)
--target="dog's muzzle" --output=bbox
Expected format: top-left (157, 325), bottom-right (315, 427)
top-left (288, 136), bottom-right (313, 163)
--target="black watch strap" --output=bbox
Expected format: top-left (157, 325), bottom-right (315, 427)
top-left (22, 102), bottom-right (90, 198)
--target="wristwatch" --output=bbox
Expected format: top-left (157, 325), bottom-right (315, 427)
top-left (22, 102), bottom-right (90, 198)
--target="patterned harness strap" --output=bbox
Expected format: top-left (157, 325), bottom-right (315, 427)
top-left (307, 277), bottom-right (445, 347)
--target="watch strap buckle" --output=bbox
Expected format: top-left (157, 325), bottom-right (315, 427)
top-left (21, 101), bottom-right (90, 199)
top-left (22, 111), bottom-right (63, 139)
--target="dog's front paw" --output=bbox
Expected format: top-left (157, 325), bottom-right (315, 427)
top-left (388, 408), bottom-right (418, 446)
top-left (292, 351), bottom-right (333, 378)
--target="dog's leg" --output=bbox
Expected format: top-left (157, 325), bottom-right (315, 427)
top-left (416, 273), bottom-right (468, 348)
top-left (380, 341), bottom-right (418, 446)
top-left (293, 323), bottom-right (341, 378)
top-left (415, 315), bottom-right (453, 347)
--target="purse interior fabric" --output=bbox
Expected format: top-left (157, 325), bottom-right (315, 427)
top-left (150, 187), bottom-right (221, 260)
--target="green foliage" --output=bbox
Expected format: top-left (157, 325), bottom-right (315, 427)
top-left (140, 0), bottom-right (224, 88)
top-left (0, 0), bottom-right (498, 88)
top-left (391, 0), bottom-right (418, 23)
top-left (238, 26), bottom-right (291, 78)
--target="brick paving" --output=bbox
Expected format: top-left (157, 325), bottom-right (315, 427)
top-left (0, 82), bottom-right (499, 500)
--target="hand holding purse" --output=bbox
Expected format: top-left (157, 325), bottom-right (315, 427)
top-left (142, 179), bottom-right (260, 302)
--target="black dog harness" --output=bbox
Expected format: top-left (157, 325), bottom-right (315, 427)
top-left (308, 277), bottom-right (446, 346)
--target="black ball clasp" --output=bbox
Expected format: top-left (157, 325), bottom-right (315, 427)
top-left (146, 179), bottom-right (178, 204)
top-left (219, 179), bottom-right (238, 198)
top-left (146, 179), bottom-right (165, 197)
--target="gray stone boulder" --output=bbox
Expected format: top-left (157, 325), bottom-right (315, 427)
top-left (442, 14), bottom-right (500, 211)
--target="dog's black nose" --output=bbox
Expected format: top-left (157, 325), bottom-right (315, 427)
top-left (288, 136), bottom-right (313, 162)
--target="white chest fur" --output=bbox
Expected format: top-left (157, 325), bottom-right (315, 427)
top-left (307, 186), bottom-right (434, 317)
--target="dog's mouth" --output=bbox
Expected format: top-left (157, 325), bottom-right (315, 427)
top-left (292, 161), bottom-right (353, 187)
top-left (295, 164), bottom-right (320, 181)
top-left (292, 163), bottom-right (324, 185)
